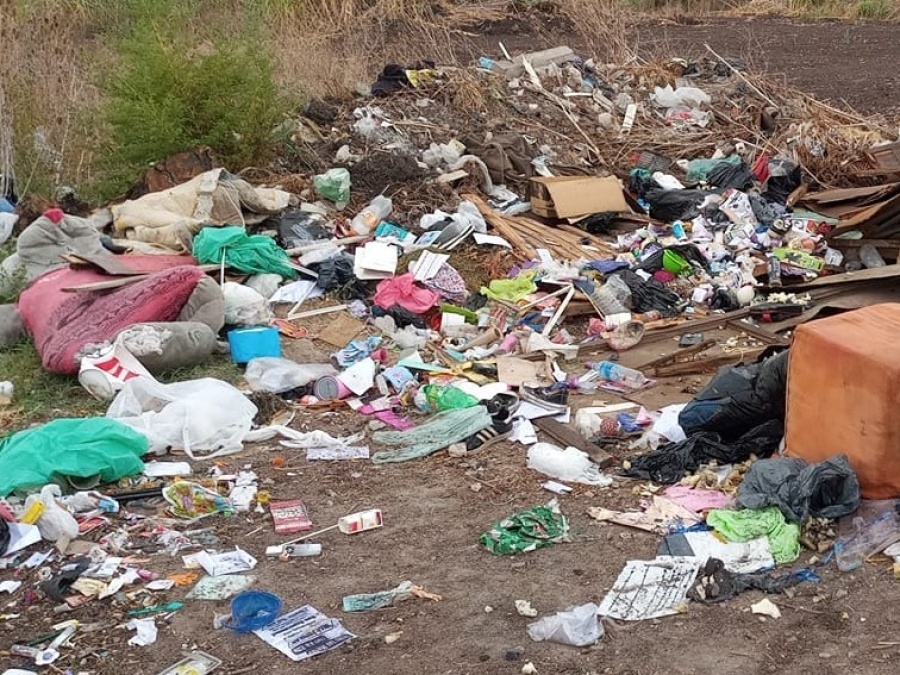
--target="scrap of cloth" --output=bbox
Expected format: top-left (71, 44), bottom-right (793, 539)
top-left (373, 273), bottom-right (440, 315)
top-left (371, 405), bottom-right (491, 463)
top-left (18, 264), bottom-right (206, 374)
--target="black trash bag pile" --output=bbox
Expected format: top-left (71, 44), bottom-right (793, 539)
top-left (686, 558), bottom-right (814, 605)
top-left (622, 419), bottom-right (784, 484)
top-left (736, 454), bottom-right (861, 522)
top-left (678, 350), bottom-right (789, 440)
top-left (764, 157), bottom-right (802, 204)
top-left (643, 187), bottom-right (709, 222)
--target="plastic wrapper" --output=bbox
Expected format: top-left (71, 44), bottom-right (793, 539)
top-left (244, 357), bottom-right (336, 394)
top-left (527, 603), bottom-right (603, 646)
top-left (163, 481), bottom-right (234, 518)
top-left (107, 377), bottom-right (257, 459)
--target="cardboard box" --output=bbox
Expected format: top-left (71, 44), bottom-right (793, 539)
top-left (529, 175), bottom-right (632, 220)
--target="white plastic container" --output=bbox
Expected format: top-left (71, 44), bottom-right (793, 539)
top-left (351, 195), bottom-right (392, 235)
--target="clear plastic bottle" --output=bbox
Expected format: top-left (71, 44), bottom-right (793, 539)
top-left (588, 361), bottom-right (649, 389)
top-left (859, 243), bottom-right (886, 269)
top-left (351, 195), bottom-right (392, 235)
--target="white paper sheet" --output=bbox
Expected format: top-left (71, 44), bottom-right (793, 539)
top-left (598, 557), bottom-right (701, 621)
top-left (254, 605), bottom-right (355, 662)
top-left (411, 251), bottom-right (450, 281)
top-left (269, 279), bottom-right (323, 304)
top-left (4, 522), bottom-right (41, 555)
top-left (472, 232), bottom-right (512, 249)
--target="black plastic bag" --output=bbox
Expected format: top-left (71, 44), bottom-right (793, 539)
top-left (277, 210), bottom-right (332, 249)
top-left (643, 187), bottom-right (708, 221)
top-left (622, 419), bottom-right (784, 484)
top-left (707, 160), bottom-right (755, 190)
top-left (764, 157), bottom-right (802, 204)
top-left (678, 350), bottom-right (789, 439)
top-left (371, 304), bottom-right (427, 329)
top-left (314, 255), bottom-right (355, 291)
top-left (610, 269), bottom-right (681, 316)
top-left (0, 518), bottom-right (9, 557)
top-left (636, 244), bottom-right (709, 274)
top-left (736, 454), bottom-right (861, 522)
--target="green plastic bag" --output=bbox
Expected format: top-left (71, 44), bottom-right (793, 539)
top-left (707, 506), bottom-right (801, 564)
top-left (193, 226), bottom-right (297, 279)
top-left (480, 272), bottom-right (537, 303)
top-left (481, 500), bottom-right (570, 555)
top-left (313, 168), bottom-right (351, 206)
top-left (0, 418), bottom-right (147, 496)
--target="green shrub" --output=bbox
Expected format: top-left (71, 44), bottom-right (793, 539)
top-left (97, 1), bottom-right (291, 198)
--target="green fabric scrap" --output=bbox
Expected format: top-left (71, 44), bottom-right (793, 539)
top-left (372, 406), bottom-right (491, 464)
top-left (480, 500), bottom-right (569, 555)
top-left (0, 418), bottom-right (147, 497)
top-left (193, 225), bottom-right (297, 279)
top-left (480, 272), bottom-right (537, 303)
top-left (707, 506), bottom-right (801, 564)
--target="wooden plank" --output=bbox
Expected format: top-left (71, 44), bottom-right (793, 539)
top-left (534, 417), bottom-right (615, 468)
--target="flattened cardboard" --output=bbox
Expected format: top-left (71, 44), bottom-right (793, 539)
top-left (318, 314), bottom-right (366, 348)
top-left (530, 176), bottom-right (631, 219)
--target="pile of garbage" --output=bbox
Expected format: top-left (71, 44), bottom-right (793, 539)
top-left (1, 42), bottom-right (900, 672)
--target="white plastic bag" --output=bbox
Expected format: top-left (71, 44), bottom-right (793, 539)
top-left (527, 443), bottom-right (613, 487)
top-left (651, 85), bottom-right (710, 108)
top-left (106, 377), bottom-right (257, 459)
top-left (24, 485), bottom-right (79, 543)
top-left (222, 282), bottom-right (271, 325)
top-left (244, 357), bottom-right (336, 394)
top-left (527, 603), bottom-right (603, 646)
top-left (0, 212), bottom-right (17, 245)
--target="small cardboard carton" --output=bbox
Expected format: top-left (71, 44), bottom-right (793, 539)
top-left (530, 175), bottom-right (632, 220)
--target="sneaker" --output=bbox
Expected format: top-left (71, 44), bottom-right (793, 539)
top-left (485, 392), bottom-right (519, 418)
top-left (521, 381), bottom-right (569, 413)
top-left (465, 418), bottom-right (513, 452)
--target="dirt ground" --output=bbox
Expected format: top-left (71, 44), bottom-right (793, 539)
top-left (4, 14), bottom-right (900, 675)
top-left (466, 14), bottom-right (900, 114)
top-left (6, 319), bottom-right (899, 675)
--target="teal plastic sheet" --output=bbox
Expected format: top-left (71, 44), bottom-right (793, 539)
top-left (193, 226), bottom-right (297, 279)
top-left (0, 418), bottom-right (147, 496)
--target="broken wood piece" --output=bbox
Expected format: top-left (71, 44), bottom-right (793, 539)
top-left (534, 417), bottom-right (614, 468)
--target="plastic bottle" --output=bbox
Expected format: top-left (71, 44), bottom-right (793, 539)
top-left (767, 254), bottom-right (782, 287)
top-left (859, 243), bottom-right (886, 269)
top-left (588, 361), bottom-right (649, 389)
top-left (351, 195), bottom-right (392, 235)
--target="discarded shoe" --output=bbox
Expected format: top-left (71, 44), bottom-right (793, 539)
top-left (465, 417), bottom-right (513, 452)
top-left (521, 381), bottom-right (569, 413)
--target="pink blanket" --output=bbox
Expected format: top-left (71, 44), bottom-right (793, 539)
top-left (19, 264), bottom-right (205, 374)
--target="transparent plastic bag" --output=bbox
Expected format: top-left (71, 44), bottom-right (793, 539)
top-left (244, 357), bottom-right (336, 394)
top-left (527, 603), bottom-right (603, 646)
top-left (107, 377), bottom-right (257, 459)
top-left (222, 282), bottom-right (271, 326)
top-left (25, 485), bottom-right (79, 543)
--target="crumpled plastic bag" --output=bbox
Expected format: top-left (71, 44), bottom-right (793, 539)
top-left (193, 226), bottom-right (297, 279)
top-left (527, 603), bottom-right (603, 646)
top-left (373, 273), bottom-right (440, 314)
top-left (223, 282), bottom-right (271, 326)
top-left (527, 443), bottom-right (613, 486)
top-left (107, 377), bottom-right (257, 459)
top-left (623, 419), bottom-right (784, 484)
top-left (736, 454), bottom-right (861, 522)
top-left (707, 506), bottom-right (802, 564)
top-left (244, 357), bottom-right (336, 394)
top-left (25, 484), bottom-right (79, 543)
top-left (651, 85), bottom-right (711, 108)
